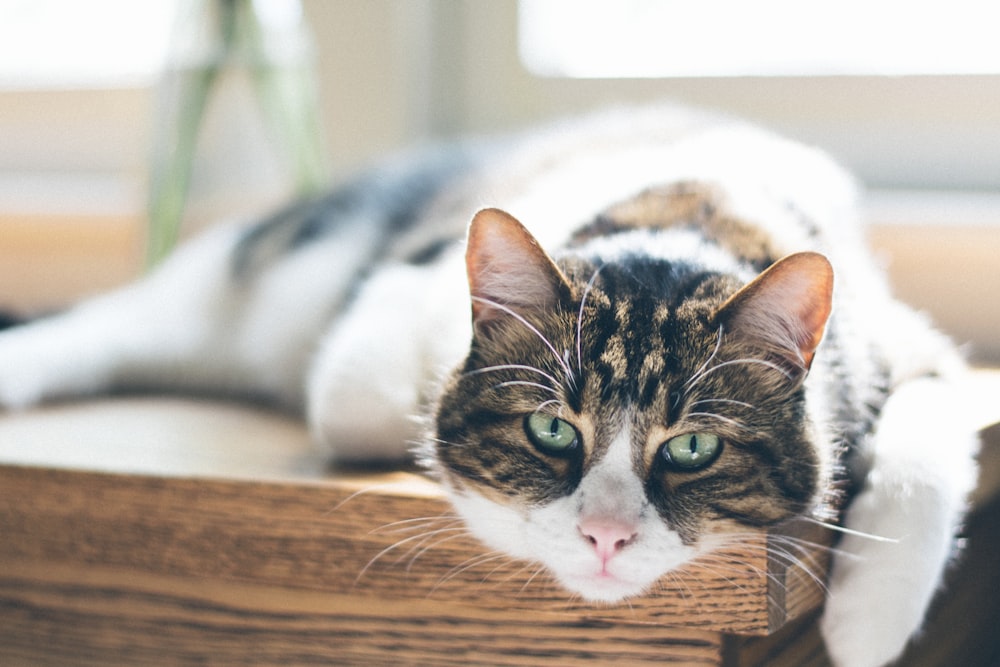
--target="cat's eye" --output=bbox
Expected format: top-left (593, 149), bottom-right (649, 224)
top-left (524, 413), bottom-right (580, 456)
top-left (662, 433), bottom-right (722, 470)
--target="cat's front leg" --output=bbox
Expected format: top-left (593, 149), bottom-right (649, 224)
top-left (307, 257), bottom-right (469, 464)
top-left (820, 377), bottom-right (979, 667)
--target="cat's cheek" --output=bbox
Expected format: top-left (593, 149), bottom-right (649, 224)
top-left (445, 486), bottom-right (537, 561)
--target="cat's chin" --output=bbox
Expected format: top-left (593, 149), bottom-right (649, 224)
top-left (555, 570), bottom-right (652, 604)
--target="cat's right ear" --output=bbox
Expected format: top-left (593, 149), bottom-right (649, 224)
top-left (466, 208), bottom-right (571, 332)
top-left (713, 251), bottom-right (833, 373)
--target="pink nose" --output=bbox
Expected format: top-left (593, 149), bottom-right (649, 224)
top-left (578, 519), bottom-right (638, 562)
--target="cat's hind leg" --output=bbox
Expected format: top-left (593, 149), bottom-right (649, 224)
top-left (819, 374), bottom-right (979, 667)
top-left (0, 225), bottom-right (245, 409)
top-left (0, 220), bottom-right (359, 411)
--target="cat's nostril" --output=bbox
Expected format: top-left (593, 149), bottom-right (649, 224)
top-left (578, 519), bottom-right (638, 560)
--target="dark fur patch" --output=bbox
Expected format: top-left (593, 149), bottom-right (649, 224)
top-left (231, 145), bottom-right (481, 279)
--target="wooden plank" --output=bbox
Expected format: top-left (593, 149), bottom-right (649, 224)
top-left (0, 463), bottom-right (825, 637)
top-left (0, 560), bottom-right (725, 666)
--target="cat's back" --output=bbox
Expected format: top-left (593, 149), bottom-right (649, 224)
top-left (408, 106), bottom-right (869, 266)
top-left (235, 106), bottom-right (871, 283)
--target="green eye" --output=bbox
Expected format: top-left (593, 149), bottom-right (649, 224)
top-left (525, 413), bottom-right (580, 455)
top-left (662, 433), bottom-right (722, 470)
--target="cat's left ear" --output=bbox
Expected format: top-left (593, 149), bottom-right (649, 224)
top-left (714, 252), bottom-right (833, 371)
top-left (466, 208), bottom-right (572, 330)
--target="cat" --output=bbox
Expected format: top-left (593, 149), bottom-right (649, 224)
top-left (0, 106), bottom-right (979, 667)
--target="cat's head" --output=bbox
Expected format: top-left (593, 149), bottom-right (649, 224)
top-left (431, 207), bottom-right (833, 603)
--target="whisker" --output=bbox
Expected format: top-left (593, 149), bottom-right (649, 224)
top-left (689, 398), bottom-right (756, 410)
top-left (463, 363), bottom-right (561, 390)
top-left (492, 380), bottom-right (560, 395)
top-left (685, 411), bottom-right (753, 431)
top-left (683, 325), bottom-right (724, 391)
top-left (517, 562), bottom-right (551, 596)
top-left (482, 556), bottom-right (532, 587)
top-left (688, 357), bottom-right (792, 392)
top-left (764, 533), bottom-right (855, 560)
top-left (799, 516), bottom-right (899, 544)
top-left (576, 264), bottom-right (604, 375)
top-left (405, 530), bottom-right (479, 573)
top-left (471, 295), bottom-right (575, 386)
top-left (324, 480), bottom-right (411, 515)
top-left (689, 558), bottom-right (753, 593)
top-left (765, 546), bottom-right (830, 595)
top-left (697, 557), bottom-right (786, 611)
top-left (370, 514), bottom-right (462, 535)
top-left (356, 525), bottom-right (468, 584)
top-left (716, 532), bottom-right (832, 595)
top-left (432, 550), bottom-right (512, 591)
top-left (661, 567), bottom-right (696, 603)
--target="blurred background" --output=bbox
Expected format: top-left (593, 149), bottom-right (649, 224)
top-left (0, 0), bottom-right (998, 361)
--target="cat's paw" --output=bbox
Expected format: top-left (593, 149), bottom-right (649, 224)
top-left (0, 328), bottom-right (53, 410)
top-left (819, 501), bottom-right (936, 667)
top-left (0, 315), bottom-right (114, 411)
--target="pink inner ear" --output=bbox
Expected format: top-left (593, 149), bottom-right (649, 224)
top-left (718, 252), bottom-right (834, 369)
top-left (466, 208), bottom-right (571, 326)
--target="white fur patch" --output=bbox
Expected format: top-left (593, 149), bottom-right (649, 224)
top-left (449, 418), bottom-right (696, 603)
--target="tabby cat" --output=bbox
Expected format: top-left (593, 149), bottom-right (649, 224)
top-left (0, 107), bottom-right (978, 666)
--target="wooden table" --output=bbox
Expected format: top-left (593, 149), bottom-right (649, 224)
top-left (1, 377), bottom-right (998, 666)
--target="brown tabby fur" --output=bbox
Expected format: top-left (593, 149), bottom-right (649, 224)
top-left (434, 189), bottom-right (831, 546)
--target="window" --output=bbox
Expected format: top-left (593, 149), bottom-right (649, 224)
top-left (519, 0), bottom-right (1000, 78)
top-left (0, 0), bottom-right (175, 89)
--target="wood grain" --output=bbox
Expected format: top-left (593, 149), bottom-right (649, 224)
top-left (0, 560), bottom-right (726, 666)
top-left (0, 464), bottom-right (826, 637)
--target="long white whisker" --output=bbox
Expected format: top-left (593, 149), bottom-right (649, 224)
top-left (517, 563), bottom-right (550, 595)
top-left (492, 380), bottom-right (560, 395)
top-left (463, 363), bottom-right (561, 389)
top-left (689, 398), bottom-right (756, 410)
top-left (764, 546), bottom-right (830, 594)
top-left (683, 325), bottom-right (724, 390)
top-left (687, 555), bottom-right (755, 591)
top-left (356, 526), bottom-right (468, 584)
top-left (433, 551), bottom-right (513, 591)
top-left (576, 264), bottom-right (604, 375)
top-left (685, 411), bottom-right (753, 431)
top-left (471, 295), bottom-right (574, 386)
top-left (715, 532), bottom-right (832, 595)
top-left (370, 515), bottom-right (462, 535)
top-left (688, 357), bottom-right (792, 392)
top-left (799, 516), bottom-right (899, 544)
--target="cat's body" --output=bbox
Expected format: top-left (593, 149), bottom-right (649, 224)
top-left (0, 107), bottom-right (978, 666)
